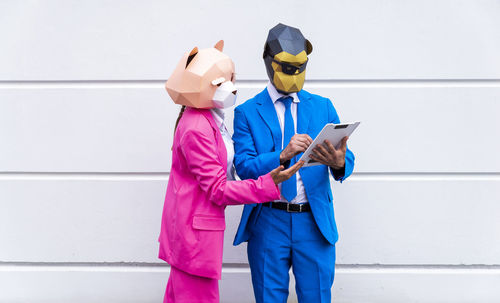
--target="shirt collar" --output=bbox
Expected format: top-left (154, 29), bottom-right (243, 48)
top-left (210, 108), bottom-right (225, 129)
top-left (266, 82), bottom-right (300, 104)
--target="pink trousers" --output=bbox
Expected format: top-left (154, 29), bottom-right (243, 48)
top-left (164, 266), bottom-right (219, 303)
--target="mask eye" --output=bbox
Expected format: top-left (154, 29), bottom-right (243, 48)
top-left (272, 58), bottom-right (308, 75)
top-left (231, 73), bottom-right (236, 82)
top-left (211, 77), bottom-right (225, 87)
top-left (284, 64), bottom-right (296, 74)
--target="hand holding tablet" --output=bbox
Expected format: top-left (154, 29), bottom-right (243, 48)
top-left (299, 122), bottom-right (360, 167)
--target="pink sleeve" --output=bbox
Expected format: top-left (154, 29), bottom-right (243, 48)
top-left (180, 128), bottom-right (280, 206)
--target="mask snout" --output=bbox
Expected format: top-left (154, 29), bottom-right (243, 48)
top-left (212, 81), bottom-right (238, 109)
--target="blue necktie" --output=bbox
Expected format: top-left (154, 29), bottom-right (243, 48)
top-left (278, 96), bottom-right (297, 202)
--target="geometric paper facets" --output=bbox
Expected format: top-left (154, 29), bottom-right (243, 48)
top-left (262, 23), bottom-right (313, 94)
top-left (166, 42), bottom-right (235, 109)
top-left (263, 23), bottom-right (313, 58)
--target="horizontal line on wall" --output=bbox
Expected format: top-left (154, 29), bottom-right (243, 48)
top-left (1, 262), bottom-right (500, 274)
top-left (0, 172), bottom-right (499, 181)
top-left (349, 172), bottom-right (500, 182)
top-left (1, 79), bottom-right (500, 89)
top-left (0, 172), bottom-right (171, 181)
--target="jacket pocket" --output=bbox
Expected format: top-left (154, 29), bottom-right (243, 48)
top-left (192, 215), bottom-right (226, 231)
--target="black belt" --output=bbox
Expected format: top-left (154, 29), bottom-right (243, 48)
top-left (262, 202), bottom-right (311, 213)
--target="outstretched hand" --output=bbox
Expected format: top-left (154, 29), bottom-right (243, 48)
top-left (270, 160), bottom-right (305, 185)
top-left (310, 136), bottom-right (348, 169)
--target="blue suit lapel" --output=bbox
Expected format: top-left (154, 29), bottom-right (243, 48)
top-left (256, 88), bottom-right (282, 151)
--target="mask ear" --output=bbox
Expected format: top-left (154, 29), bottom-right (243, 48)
top-left (186, 47), bottom-right (199, 68)
top-left (305, 39), bottom-right (313, 55)
top-left (214, 40), bottom-right (224, 51)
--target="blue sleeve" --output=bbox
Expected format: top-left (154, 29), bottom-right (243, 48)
top-left (232, 106), bottom-right (281, 180)
top-left (327, 98), bottom-right (355, 182)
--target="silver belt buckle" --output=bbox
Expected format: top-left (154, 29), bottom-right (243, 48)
top-left (286, 203), bottom-right (300, 213)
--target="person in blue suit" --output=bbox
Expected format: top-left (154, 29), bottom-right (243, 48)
top-left (232, 23), bottom-right (355, 302)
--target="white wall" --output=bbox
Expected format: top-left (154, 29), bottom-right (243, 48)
top-left (1, 0), bottom-right (500, 302)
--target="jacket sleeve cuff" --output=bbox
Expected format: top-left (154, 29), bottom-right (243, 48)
top-left (261, 173), bottom-right (281, 201)
top-left (331, 165), bottom-right (345, 179)
top-left (260, 150), bottom-right (282, 175)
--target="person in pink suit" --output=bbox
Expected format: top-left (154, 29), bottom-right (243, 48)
top-left (158, 40), bottom-right (304, 303)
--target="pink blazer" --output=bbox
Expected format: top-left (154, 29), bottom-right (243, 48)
top-left (158, 107), bottom-right (280, 279)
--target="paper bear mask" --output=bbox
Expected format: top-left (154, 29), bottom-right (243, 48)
top-left (166, 40), bottom-right (237, 109)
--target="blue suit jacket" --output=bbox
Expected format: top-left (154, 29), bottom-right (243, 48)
top-left (232, 88), bottom-right (355, 246)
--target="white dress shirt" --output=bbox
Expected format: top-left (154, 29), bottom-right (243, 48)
top-left (267, 82), bottom-right (308, 204)
top-left (210, 108), bottom-right (236, 181)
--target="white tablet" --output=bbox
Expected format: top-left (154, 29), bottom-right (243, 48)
top-left (298, 122), bottom-right (360, 167)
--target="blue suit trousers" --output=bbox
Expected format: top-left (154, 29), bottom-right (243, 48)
top-left (247, 205), bottom-right (336, 303)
